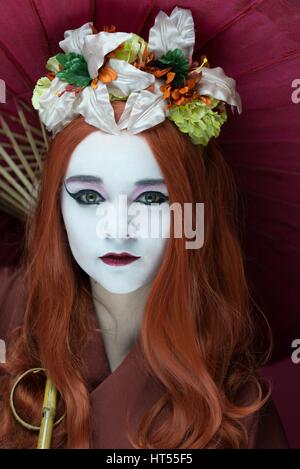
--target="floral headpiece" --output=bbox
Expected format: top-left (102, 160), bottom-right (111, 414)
top-left (32, 6), bottom-right (242, 146)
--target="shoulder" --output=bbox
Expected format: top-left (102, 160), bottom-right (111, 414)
top-left (0, 265), bottom-right (26, 342)
top-left (240, 375), bottom-right (289, 449)
top-left (234, 374), bottom-right (289, 448)
top-left (248, 396), bottom-right (289, 448)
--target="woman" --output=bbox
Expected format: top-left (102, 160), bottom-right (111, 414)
top-left (0, 99), bottom-right (289, 448)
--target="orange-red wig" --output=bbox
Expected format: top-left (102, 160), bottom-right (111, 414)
top-left (0, 101), bottom-right (271, 448)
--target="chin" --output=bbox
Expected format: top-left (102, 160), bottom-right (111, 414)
top-left (101, 280), bottom-right (146, 295)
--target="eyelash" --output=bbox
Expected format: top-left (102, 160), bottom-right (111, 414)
top-left (69, 189), bottom-right (169, 206)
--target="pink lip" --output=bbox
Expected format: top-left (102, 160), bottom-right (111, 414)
top-left (99, 251), bottom-right (141, 266)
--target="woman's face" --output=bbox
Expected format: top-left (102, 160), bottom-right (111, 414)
top-left (60, 131), bottom-right (170, 293)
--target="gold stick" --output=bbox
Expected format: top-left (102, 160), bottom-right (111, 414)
top-left (37, 376), bottom-right (58, 449)
top-left (9, 368), bottom-right (66, 449)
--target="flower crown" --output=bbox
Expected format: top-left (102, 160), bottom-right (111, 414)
top-left (32, 6), bottom-right (242, 146)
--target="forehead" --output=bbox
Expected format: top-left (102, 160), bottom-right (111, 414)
top-left (64, 131), bottom-right (163, 182)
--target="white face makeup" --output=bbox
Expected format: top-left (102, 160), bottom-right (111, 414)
top-left (60, 131), bottom-right (170, 294)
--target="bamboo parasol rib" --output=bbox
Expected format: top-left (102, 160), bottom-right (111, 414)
top-left (0, 98), bottom-right (49, 220)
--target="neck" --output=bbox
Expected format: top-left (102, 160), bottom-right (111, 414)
top-left (89, 277), bottom-right (153, 353)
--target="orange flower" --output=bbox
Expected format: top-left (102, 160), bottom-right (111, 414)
top-left (98, 65), bottom-right (118, 83)
top-left (141, 46), bottom-right (148, 64)
top-left (91, 64), bottom-right (118, 89)
top-left (133, 51), bottom-right (155, 70)
top-left (162, 85), bottom-right (171, 99)
top-left (142, 60), bottom-right (206, 109)
top-left (166, 72), bottom-right (176, 84)
top-left (46, 71), bottom-right (56, 81)
top-left (90, 24), bottom-right (116, 34)
top-left (153, 67), bottom-right (172, 78)
top-left (102, 25), bottom-right (116, 33)
top-left (91, 78), bottom-right (99, 89)
top-left (160, 71), bottom-right (204, 109)
top-left (200, 96), bottom-right (212, 106)
top-left (171, 88), bottom-right (181, 100)
top-left (107, 42), bottom-right (125, 60)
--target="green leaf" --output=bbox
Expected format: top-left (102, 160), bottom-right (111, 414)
top-left (56, 53), bottom-right (71, 68)
top-left (158, 49), bottom-right (188, 67)
top-left (56, 52), bottom-right (91, 87)
top-left (154, 48), bottom-right (189, 87)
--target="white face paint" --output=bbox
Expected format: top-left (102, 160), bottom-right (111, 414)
top-left (60, 131), bottom-right (170, 293)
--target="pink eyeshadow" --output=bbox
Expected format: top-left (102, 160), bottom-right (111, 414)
top-left (130, 184), bottom-right (168, 201)
top-left (65, 181), bottom-right (109, 199)
top-left (65, 181), bottom-right (168, 201)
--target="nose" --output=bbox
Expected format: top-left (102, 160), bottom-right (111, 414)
top-left (96, 196), bottom-right (137, 239)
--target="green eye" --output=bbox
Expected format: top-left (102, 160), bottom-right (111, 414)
top-left (135, 191), bottom-right (169, 205)
top-left (73, 189), bottom-right (104, 205)
top-left (85, 192), bottom-right (97, 203)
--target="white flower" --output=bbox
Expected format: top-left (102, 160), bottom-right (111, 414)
top-left (76, 61), bottom-right (156, 134)
top-left (76, 82), bottom-right (121, 135)
top-left (36, 29), bottom-right (156, 134)
top-left (198, 67), bottom-right (242, 114)
top-left (148, 6), bottom-right (195, 59)
top-left (38, 77), bottom-right (80, 135)
top-left (34, 7), bottom-right (242, 138)
top-left (105, 58), bottom-right (155, 98)
top-left (118, 80), bottom-right (167, 133)
top-left (82, 31), bottom-right (133, 79)
top-left (59, 22), bottom-right (93, 54)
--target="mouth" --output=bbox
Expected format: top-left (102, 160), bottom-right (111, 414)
top-left (99, 251), bottom-right (141, 266)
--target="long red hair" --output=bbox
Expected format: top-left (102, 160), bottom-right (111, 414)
top-left (0, 101), bottom-right (271, 448)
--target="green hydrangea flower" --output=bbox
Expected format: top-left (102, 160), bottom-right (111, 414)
top-left (108, 93), bottom-right (128, 101)
top-left (32, 77), bottom-right (52, 110)
top-left (46, 55), bottom-right (61, 74)
top-left (56, 52), bottom-right (91, 87)
top-left (168, 98), bottom-right (228, 146)
top-left (113, 33), bottom-right (148, 64)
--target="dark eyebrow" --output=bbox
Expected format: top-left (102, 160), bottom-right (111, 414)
top-left (134, 178), bottom-right (166, 186)
top-left (65, 175), bottom-right (103, 184)
top-left (64, 176), bottom-right (166, 186)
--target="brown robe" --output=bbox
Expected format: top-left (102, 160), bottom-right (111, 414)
top-left (0, 266), bottom-right (289, 449)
